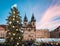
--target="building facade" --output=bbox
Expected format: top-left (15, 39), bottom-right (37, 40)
top-left (50, 26), bottom-right (60, 38)
top-left (36, 29), bottom-right (50, 38)
top-left (0, 25), bottom-right (6, 38)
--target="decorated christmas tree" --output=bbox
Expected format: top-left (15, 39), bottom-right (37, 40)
top-left (5, 6), bottom-right (23, 46)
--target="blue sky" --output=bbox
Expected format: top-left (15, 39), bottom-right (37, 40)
top-left (0, 0), bottom-right (60, 31)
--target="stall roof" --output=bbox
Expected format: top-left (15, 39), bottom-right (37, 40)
top-left (36, 38), bottom-right (60, 42)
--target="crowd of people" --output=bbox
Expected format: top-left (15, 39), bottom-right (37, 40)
top-left (0, 42), bottom-right (60, 46)
top-left (38, 43), bottom-right (60, 46)
top-left (24, 42), bottom-right (60, 46)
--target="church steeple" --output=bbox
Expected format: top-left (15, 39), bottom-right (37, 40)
top-left (30, 13), bottom-right (36, 29)
top-left (24, 14), bottom-right (28, 22)
top-left (24, 14), bottom-right (28, 28)
top-left (31, 13), bottom-right (36, 22)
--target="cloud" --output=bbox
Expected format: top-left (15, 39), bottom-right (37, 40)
top-left (36, 4), bottom-right (60, 31)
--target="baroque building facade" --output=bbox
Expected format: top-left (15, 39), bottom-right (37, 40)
top-left (0, 25), bottom-right (6, 38)
top-left (36, 29), bottom-right (50, 38)
top-left (50, 26), bottom-right (60, 38)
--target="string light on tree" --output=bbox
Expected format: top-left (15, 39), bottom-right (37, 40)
top-left (13, 33), bottom-right (15, 36)
top-left (21, 30), bottom-right (23, 33)
top-left (9, 21), bottom-right (12, 24)
top-left (11, 37), bottom-right (13, 40)
top-left (17, 43), bottom-right (19, 45)
top-left (6, 5), bottom-right (23, 46)
top-left (13, 26), bottom-right (15, 28)
top-left (19, 37), bottom-right (20, 39)
top-left (17, 21), bottom-right (19, 23)
top-left (16, 29), bottom-right (18, 31)
top-left (13, 18), bottom-right (15, 20)
top-left (13, 15), bottom-right (15, 17)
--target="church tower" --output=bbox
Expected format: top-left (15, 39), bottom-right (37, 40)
top-left (24, 14), bottom-right (28, 28)
top-left (31, 13), bottom-right (36, 30)
top-left (23, 13), bottom-right (36, 41)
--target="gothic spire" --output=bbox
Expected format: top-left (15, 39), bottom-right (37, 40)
top-left (31, 13), bottom-right (36, 22)
top-left (24, 14), bottom-right (28, 22)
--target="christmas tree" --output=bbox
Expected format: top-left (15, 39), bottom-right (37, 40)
top-left (5, 6), bottom-right (23, 46)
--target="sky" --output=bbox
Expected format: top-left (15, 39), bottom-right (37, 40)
top-left (0, 0), bottom-right (60, 31)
